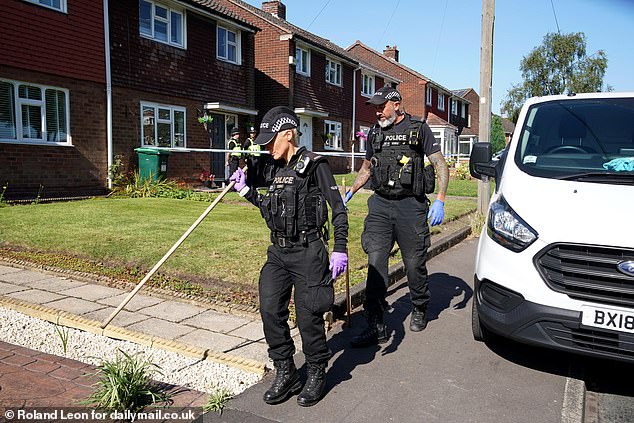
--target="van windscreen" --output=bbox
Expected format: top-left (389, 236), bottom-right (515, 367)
top-left (515, 97), bottom-right (634, 182)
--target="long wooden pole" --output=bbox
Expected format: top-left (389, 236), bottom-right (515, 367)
top-left (478, 0), bottom-right (495, 213)
top-left (342, 177), bottom-right (351, 328)
top-left (101, 172), bottom-right (242, 329)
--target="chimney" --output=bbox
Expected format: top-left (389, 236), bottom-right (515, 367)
top-left (262, 1), bottom-right (286, 20)
top-left (383, 45), bottom-right (399, 62)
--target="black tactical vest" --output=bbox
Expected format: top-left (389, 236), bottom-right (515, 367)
top-left (258, 150), bottom-right (328, 239)
top-left (369, 117), bottom-right (431, 198)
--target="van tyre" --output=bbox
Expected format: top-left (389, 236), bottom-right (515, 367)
top-left (471, 299), bottom-right (490, 342)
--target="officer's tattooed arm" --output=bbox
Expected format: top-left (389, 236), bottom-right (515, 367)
top-left (428, 151), bottom-right (449, 202)
top-left (350, 159), bottom-right (371, 194)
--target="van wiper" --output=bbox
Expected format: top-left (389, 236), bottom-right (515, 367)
top-left (558, 172), bottom-right (634, 184)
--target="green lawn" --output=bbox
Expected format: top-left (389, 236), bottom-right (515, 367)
top-left (0, 192), bottom-right (476, 302)
top-left (334, 173), bottom-right (491, 198)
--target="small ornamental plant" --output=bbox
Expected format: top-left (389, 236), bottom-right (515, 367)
top-left (355, 131), bottom-right (368, 141)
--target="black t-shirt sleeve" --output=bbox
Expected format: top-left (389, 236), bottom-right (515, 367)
top-left (314, 160), bottom-right (348, 253)
top-left (365, 129), bottom-right (375, 160)
top-left (421, 122), bottom-right (441, 157)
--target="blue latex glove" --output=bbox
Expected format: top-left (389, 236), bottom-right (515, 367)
top-left (229, 168), bottom-right (247, 192)
top-left (329, 252), bottom-right (348, 280)
top-left (344, 190), bottom-right (353, 204)
top-left (428, 200), bottom-right (445, 227)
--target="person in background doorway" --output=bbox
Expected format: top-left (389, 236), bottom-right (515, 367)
top-left (226, 127), bottom-right (242, 176)
top-left (242, 126), bottom-right (261, 187)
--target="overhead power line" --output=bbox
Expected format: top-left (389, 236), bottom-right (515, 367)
top-left (550, 0), bottom-right (561, 33)
top-left (378, 0), bottom-right (402, 47)
top-left (306, 0), bottom-right (333, 30)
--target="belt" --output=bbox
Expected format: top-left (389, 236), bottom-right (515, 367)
top-left (271, 230), bottom-right (322, 248)
top-left (378, 192), bottom-right (412, 200)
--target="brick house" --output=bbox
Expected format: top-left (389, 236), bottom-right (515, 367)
top-left (109, 0), bottom-right (258, 183)
top-left (452, 88), bottom-right (480, 160)
top-left (0, 0), bottom-right (108, 199)
top-left (347, 41), bottom-right (466, 161)
top-left (212, 0), bottom-right (361, 173)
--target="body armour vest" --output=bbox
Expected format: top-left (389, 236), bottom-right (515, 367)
top-left (258, 151), bottom-right (328, 238)
top-left (369, 118), bottom-right (431, 198)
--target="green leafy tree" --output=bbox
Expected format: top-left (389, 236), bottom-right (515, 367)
top-left (501, 32), bottom-right (609, 123)
top-left (490, 115), bottom-right (505, 153)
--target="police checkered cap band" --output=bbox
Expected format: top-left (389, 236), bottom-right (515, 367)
top-left (253, 106), bottom-right (299, 146)
top-left (366, 86), bottom-right (402, 105)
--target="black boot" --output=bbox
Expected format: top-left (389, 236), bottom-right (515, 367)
top-left (350, 313), bottom-right (388, 348)
top-left (263, 359), bottom-right (302, 404)
top-left (409, 306), bottom-right (428, 332)
top-left (297, 363), bottom-right (327, 407)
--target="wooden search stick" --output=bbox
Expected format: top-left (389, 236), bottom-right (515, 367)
top-left (101, 169), bottom-right (245, 329)
top-left (342, 177), bottom-right (352, 328)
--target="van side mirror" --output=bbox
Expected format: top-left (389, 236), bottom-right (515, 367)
top-left (469, 142), bottom-right (496, 180)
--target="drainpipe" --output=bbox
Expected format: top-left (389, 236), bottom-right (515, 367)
top-left (351, 66), bottom-right (361, 172)
top-left (104, 0), bottom-right (113, 189)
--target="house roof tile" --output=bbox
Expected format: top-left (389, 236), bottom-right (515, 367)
top-left (225, 0), bottom-right (359, 64)
top-left (426, 112), bottom-right (457, 130)
top-left (184, 0), bottom-right (258, 28)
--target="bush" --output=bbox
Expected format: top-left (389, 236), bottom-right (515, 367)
top-left (455, 162), bottom-right (471, 180)
top-left (83, 350), bottom-right (171, 412)
top-left (114, 172), bottom-right (215, 201)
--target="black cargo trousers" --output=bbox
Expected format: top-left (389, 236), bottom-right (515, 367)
top-left (361, 194), bottom-right (431, 315)
top-left (258, 238), bottom-right (333, 365)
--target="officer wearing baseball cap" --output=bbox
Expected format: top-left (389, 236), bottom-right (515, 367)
top-left (345, 86), bottom-right (449, 347)
top-left (229, 106), bottom-right (348, 407)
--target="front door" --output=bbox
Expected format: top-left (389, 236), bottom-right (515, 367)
top-left (299, 116), bottom-right (312, 150)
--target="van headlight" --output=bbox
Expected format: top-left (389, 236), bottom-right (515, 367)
top-left (487, 196), bottom-right (538, 252)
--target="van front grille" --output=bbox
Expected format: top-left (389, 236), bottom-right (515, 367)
top-left (541, 321), bottom-right (634, 359)
top-left (535, 243), bottom-right (634, 308)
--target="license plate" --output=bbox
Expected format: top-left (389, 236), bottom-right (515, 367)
top-left (581, 305), bottom-right (634, 334)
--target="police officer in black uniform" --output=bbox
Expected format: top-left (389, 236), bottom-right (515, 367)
top-left (226, 127), bottom-right (241, 175)
top-left (242, 126), bottom-right (261, 187)
top-left (229, 106), bottom-right (348, 406)
top-left (345, 86), bottom-right (449, 347)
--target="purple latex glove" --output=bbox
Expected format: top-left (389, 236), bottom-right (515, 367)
top-left (428, 200), bottom-right (444, 227)
top-left (229, 168), bottom-right (247, 192)
top-left (329, 252), bottom-right (348, 280)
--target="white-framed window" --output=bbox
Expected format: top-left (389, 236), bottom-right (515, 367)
top-left (140, 102), bottom-right (186, 148)
top-left (217, 25), bottom-right (241, 65)
top-left (295, 46), bottom-right (310, 76)
top-left (325, 58), bottom-right (342, 86)
top-left (451, 99), bottom-right (457, 115)
top-left (324, 120), bottom-right (342, 150)
top-left (426, 86), bottom-right (432, 106)
top-left (0, 79), bottom-right (70, 145)
top-left (438, 93), bottom-right (445, 111)
top-left (361, 73), bottom-right (374, 97)
top-left (24, 0), bottom-right (66, 12)
top-left (358, 125), bottom-right (370, 152)
top-left (139, 0), bottom-right (185, 48)
top-left (461, 103), bottom-right (466, 119)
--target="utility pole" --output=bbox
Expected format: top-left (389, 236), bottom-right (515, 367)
top-left (478, 0), bottom-right (494, 213)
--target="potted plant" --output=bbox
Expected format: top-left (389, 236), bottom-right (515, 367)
top-left (199, 169), bottom-right (215, 188)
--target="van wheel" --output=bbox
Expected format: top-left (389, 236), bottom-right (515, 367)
top-left (472, 298), bottom-right (489, 342)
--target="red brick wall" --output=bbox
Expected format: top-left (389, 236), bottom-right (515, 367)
top-left (461, 89), bottom-right (479, 137)
top-left (0, 0), bottom-right (105, 84)
top-left (111, 86), bottom-right (217, 182)
top-left (109, 0), bottom-right (255, 107)
top-left (0, 66), bottom-right (107, 199)
top-left (355, 74), bottom-right (387, 129)
top-left (348, 44), bottom-right (427, 119)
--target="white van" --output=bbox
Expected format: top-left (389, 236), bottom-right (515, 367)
top-left (469, 92), bottom-right (634, 363)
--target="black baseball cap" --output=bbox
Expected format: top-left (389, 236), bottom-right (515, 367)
top-left (254, 106), bottom-right (299, 146)
top-left (366, 86), bottom-right (402, 105)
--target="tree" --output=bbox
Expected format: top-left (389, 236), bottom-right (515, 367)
top-left (501, 32), bottom-right (608, 123)
top-left (490, 115), bottom-right (505, 153)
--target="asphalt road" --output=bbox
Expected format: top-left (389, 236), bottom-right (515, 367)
top-left (206, 238), bottom-right (591, 423)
